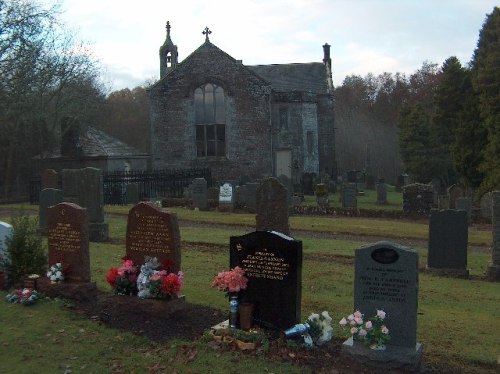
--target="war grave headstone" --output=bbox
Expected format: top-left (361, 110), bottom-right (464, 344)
top-left (376, 180), bottom-right (388, 205)
top-left (427, 209), bottom-right (469, 277)
top-left (191, 178), bottom-right (208, 211)
top-left (38, 188), bottom-right (63, 234)
top-left (456, 197), bottom-right (472, 223)
top-left (480, 192), bottom-right (493, 220)
top-left (487, 191), bottom-right (500, 281)
top-left (402, 183), bottom-right (434, 214)
top-left (230, 231), bottom-right (302, 330)
top-left (256, 177), bottom-right (290, 235)
top-left (342, 183), bottom-right (357, 208)
top-left (218, 182), bottom-right (234, 212)
top-left (447, 184), bottom-right (464, 209)
top-left (126, 202), bottom-right (181, 274)
top-left (41, 169), bottom-right (59, 190)
top-left (125, 183), bottom-right (140, 205)
top-left (0, 221), bottom-right (13, 288)
top-left (342, 241), bottom-right (423, 371)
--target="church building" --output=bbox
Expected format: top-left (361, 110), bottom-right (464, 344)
top-left (149, 22), bottom-right (336, 185)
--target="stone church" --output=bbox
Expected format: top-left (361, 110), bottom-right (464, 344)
top-left (149, 22), bottom-right (336, 185)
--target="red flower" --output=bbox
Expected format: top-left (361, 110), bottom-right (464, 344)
top-left (106, 267), bottom-right (119, 287)
top-left (161, 273), bottom-right (182, 297)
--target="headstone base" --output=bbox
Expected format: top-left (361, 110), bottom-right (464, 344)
top-left (89, 222), bottom-right (109, 242)
top-left (36, 277), bottom-right (97, 301)
top-left (487, 263), bottom-right (500, 282)
top-left (425, 266), bottom-right (469, 279)
top-left (341, 336), bottom-right (423, 372)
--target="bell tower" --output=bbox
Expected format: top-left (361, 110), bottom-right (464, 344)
top-left (159, 21), bottom-right (178, 78)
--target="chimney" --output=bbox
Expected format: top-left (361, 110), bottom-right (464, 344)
top-left (323, 43), bottom-right (331, 69)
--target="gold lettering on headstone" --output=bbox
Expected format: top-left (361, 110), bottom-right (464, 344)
top-left (48, 222), bottom-right (80, 252)
top-left (241, 248), bottom-right (290, 281)
top-left (129, 214), bottom-right (171, 253)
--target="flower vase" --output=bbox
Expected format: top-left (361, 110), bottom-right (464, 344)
top-left (228, 293), bottom-right (239, 328)
top-left (369, 344), bottom-right (386, 351)
top-left (238, 302), bottom-right (254, 331)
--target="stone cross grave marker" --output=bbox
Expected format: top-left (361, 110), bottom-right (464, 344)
top-left (256, 177), bottom-right (289, 235)
top-left (427, 209), bottom-right (468, 277)
top-left (39, 188), bottom-right (63, 234)
top-left (230, 231), bottom-right (302, 330)
top-left (126, 202), bottom-right (181, 272)
top-left (47, 202), bottom-right (90, 282)
top-left (192, 178), bottom-right (208, 210)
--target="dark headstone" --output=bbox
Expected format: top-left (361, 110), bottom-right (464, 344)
top-left (62, 169), bottom-right (81, 205)
top-left (456, 197), bottom-right (472, 223)
top-left (47, 203), bottom-right (90, 282)
top-left (427, 209), bottom-right (468, 277)
top-left (343, 241), bottom-right (423, 371)
top-left (342, 183), bottom-right (357, 208)
top-left (301, 172), bottom-right (315, 195)
top-left (41, 169), bottom-right (59, 189)
top-left (487, 191), bottom-right (500, 281)
top-left (230, 231), bottom-right (302, 330)
top-left (191, 178), bottom-right (208, 210)
top-left (402, 183), bottom-right (434, 214)
top-left (480, 192), bottom-right (493, 219)
top-left (256, 177), bottom-right (289, 235)
top-left (39, 188), bottom-right (63, 234)
top-left (125, 184), bottom-right (140, 205)
top-left (277, 174), bottom-right (293, 206)
top-left (376, 183), bottom-right (388, 205)
top-left (126, 202), bottom-right (181, 272)
top-left (447, 184), bottom-right (464, 209)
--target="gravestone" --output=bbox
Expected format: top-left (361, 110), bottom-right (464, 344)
top-left (126, 202), bottom-right (181, 272)
top-left (342, 183), bottom-right (357, 208)
top-left (219, 182), bottom-right (234, 212)
top-left (256, 177), bottom-right (289, 235)
top-left (487, 191), bottom-right (500, 281)
top-left (437, 195), bottom-right (449, 210)
top-left (366, 175), bottom-right (376, 190)
top-left (230, 231), bottom-right (302, 330)
top-left (191, 178), bottom-right (208, 211)
top-left (456, 197), bottom-right (472, 223)
top-left (39, 188), bottom-right (63, 234)
top-left (125, 184), bottom-right (140, 205)
top-left (47, 203), bottom-right (90, 282)
top-left (447, 184), bottom-right (464, 209)
top-left (376, 181), bottom-right (388, 205)
top-left (427, 209), bottom-right (469, 277)
top-left (277, 174), bottom-right (293, 206)
top-left (0, 221), bottom-right (13, 270)
top-left (41, 169), bottom-right (59, 189)
top-left (480, 192), bottom-right (493, 219)
top-left (402, 183), bottom-right (434, 214)
top-left (301, 172), bottom-right (315, 195)
top-left (244, 183), bottom-right (259, 213)
top-left (342, 241), bottom-right (423, 371)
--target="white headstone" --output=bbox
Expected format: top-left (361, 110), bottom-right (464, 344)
top-left (219, 183), bottom-right (234, 203)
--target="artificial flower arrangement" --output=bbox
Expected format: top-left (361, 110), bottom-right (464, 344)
top-left (106, 256), bottom-right (139, 295)
top-left (46, 262), bottom-right (65, 283)
top-left (304, 311), bottom-right (334, 346)
top-left (339, 309), bottom-right (390, 349)
top-left (211, 266), bottom-right (248, 295)
top-left (137, 256), bottom-right (183, 299)
top-left (5, 288), bottom-right (38, 306)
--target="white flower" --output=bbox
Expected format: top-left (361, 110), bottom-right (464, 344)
top-left (321, 311), bottom-right (332, 323)
top-left (55, 271), bottom-right (62, 278)
top-left (50, 275), bottom-right (56, 281)
top-left (303, 334), bottom-right (313, 347)
top-left (308, 313), bottom-right (320, 321)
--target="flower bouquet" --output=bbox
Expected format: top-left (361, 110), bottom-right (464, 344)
top-left (211, 266), bottom-right (248, 295)
top-left (5, 288), bottom-right (38, 306)
top-left (46, 263), bottom-right (64, 283)
top-left (339, 309), bottom-right (390, 349)
top-left (137, 256), bottom-right (183, 299)
top-left (106, 257), bottom-right (139, 295)
top-left (284, 310), bottom-right (333, 347)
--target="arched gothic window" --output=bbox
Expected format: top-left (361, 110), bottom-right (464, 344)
top-left (194, 83), bottom-right (225, 157)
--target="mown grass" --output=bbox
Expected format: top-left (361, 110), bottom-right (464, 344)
top-left (0, 203), bottom-right (498, 373)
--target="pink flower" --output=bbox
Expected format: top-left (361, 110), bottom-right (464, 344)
top-left (381, 325), bottom-right (389, 334)
top-left (347, 314), bottom-right (354, 321)
top-left (377, 310), bottom-right (386, 320)
top-left (354, 316), bottom-right (363, 325)
top-left (211, 267), bottom-right (248, 293)
top-left (353, 310), bottom-right (362, 319)
top-left (350, 327), bottom-right (358, 334)
top-left (365, 320), bottom-right (373, 329)
top-left (339, 318), bottom-right (348, 326)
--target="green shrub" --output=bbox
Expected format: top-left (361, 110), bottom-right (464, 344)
top-left (2, 216), bottom-right (47, 285)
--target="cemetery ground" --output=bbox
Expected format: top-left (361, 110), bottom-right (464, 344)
top-left (0, 199), bottom-right (499, 374)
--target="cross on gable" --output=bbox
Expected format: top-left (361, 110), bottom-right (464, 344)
top-left (202, 26), bottom-right (212, 42)
top-left (166, 21), bottom-right (171, 33)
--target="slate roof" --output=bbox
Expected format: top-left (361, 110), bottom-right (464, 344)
top-left (79, 127), bottom-right (148, 157)
top-left (247, 62), bottom-right (328, 94)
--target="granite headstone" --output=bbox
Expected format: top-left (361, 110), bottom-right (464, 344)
top-left (39, 188), bottom-right (63, 234)
top-left (125, 184), bottom-right (140, 205)
top-left (256, 177), bottom-right (289, 235)
top-left (191, 178), bottom-right (208, 211)
top-left (41, 169), bottom-right (59, 190)
top-left (342, 183), bottom-right (357, 208)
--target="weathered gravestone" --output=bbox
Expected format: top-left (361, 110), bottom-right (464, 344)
top-left (437, 195), bottom-right (449, 210)
top-left (125, 184), bottom-right (140, 205)
top-left (480, 192), bottom-right (493, 220)
top-left (277, 174), bottom-right (293, 206)
top-left (301, 172), bottom-right (315, 195)
top-left (62, 167), bottom-right (109, 241)
top-left (402, 183), bottom-right (434, 214)
top-left (218, 182), bottom-right (234, 212)
top-left (456, 197), bottom-right (472, 223)
top-left (256, 177), bottom-right (289, 235)
top-left (191, 178), bottom-right (208, 211)
top-left (427, 209), bottom-right (469, 277)
top-left (243, 183), bottom-right (259, 213)
top-left (47, 203), bottom-right (90, 282)
top-left (342, 183), bottom-right (357, 208)
top-left (126, 202), bottom-right (181, 273)
top-left (487, 191), bottom-right (500, 281)
top-left (39, 188), bottom-right (63, 234)
top-left (230, 231), bottom-right (302, 330)
top-left (447, 184), bottom-right (464, 209)
top-left (0, 221), bottom-right (13, 272)
top-left (376, 180), bottom-right (388, 205)
top-left (41, 169), bottom-right (59, 190)
top-left (342, 241), bottom-right (423, 371)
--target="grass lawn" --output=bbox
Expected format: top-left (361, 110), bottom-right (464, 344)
top-left (0, 202), bottom-right (498, 373)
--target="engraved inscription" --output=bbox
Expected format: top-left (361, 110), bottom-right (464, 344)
top-left (241, 248), bottom-right (290, 280)
top-left (129, 214), bottom-right (171, 253)
top-left (360, 266), bottom-right (409, 303)
top-left (48, 222), bottom-right (80, 252)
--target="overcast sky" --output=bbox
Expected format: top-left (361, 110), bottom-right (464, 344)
top-left (54, 0), bottom-right (497, 92)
